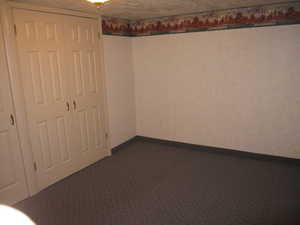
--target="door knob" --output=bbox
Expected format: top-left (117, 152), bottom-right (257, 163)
top-left (73, 101), bottom-right (77, 110)
top-left (10, 114), bottom-right (15, 126)
top-left (66, 102), bottom-right (70, 111)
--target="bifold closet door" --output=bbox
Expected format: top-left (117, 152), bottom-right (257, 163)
top-left (14, 9), bottom-right (108, 191)
top-left (0, 17), bottom-right (28, 204)
top-left (65, 16), bottom-right (107, 168)
top-left (14, 9), bottom-right (78, 190)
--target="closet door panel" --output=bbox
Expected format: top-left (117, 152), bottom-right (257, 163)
top-left (0, 19), bottom-right (28, 204)
top-left (14, 9), bottom-right (75, 190)
top-left (65, 17), bottom-right (107, 166)
top-left (14, 9), bottom-right (108, 191)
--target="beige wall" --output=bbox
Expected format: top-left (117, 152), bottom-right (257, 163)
top-left (103, 36), bottom-right (136, 148)
top-left (132, 25), bottom-right (300, 159)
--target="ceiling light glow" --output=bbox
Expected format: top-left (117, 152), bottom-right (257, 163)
top-left (86, 0), bottom-right (111, 5)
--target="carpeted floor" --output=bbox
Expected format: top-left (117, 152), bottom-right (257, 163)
top-left (15, 139), bottom-right (300, 225)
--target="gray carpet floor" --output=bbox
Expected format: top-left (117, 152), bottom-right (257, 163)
top-left (16, 139), bottom-right (300, 225)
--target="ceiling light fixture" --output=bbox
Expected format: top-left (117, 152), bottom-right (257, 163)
top-left (86, 0), bottom-right (111, 8)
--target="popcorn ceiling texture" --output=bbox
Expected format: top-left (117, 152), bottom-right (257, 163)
top-left (12, 0), bottom-right (300, 36)
top-left (12, 0), bottom-right (298, 20)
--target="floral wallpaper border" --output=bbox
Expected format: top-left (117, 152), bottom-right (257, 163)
top-left (102, 2), bottom-right (300, 36)
top-left (102, 17), bottom-right (132, 36)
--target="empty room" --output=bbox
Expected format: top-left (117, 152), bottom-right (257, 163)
top-left (0, 0), bottom-right (299, 224)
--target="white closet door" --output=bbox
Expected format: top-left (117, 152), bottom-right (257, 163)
top-left (0, 18), bottom-right (28, 205)
top-left (14, 9), bottom-right (77, 190)
top-left (14, 9), bottom-right (108, 191)
top-left (65, 16), bottom-right (107, 167)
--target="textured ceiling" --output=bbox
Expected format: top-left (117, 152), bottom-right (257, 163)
top-left (12, 0), bottom-right (297, 20)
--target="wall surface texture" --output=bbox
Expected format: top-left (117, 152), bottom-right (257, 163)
top-left (132, 24), bottom-right (300, 159)
top-left (103, 36), bottom-right (136, 148)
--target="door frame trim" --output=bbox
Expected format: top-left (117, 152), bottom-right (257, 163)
top-left (97, 16), bottom-right (112, 155)
top-left (0, 0), bottom-right (112, 196)
top-left (8, 1), bottom-right (99, 19)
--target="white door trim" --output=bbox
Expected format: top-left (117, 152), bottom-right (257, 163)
top-left (8, 1), bottom-right (99, 19)
top-left (97, 16), bottom-right (112, 154)
top-left (0, 0), bottom-right (112, 196)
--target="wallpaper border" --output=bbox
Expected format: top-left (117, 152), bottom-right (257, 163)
top-left (102, 2), bottom-right (300, 36)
